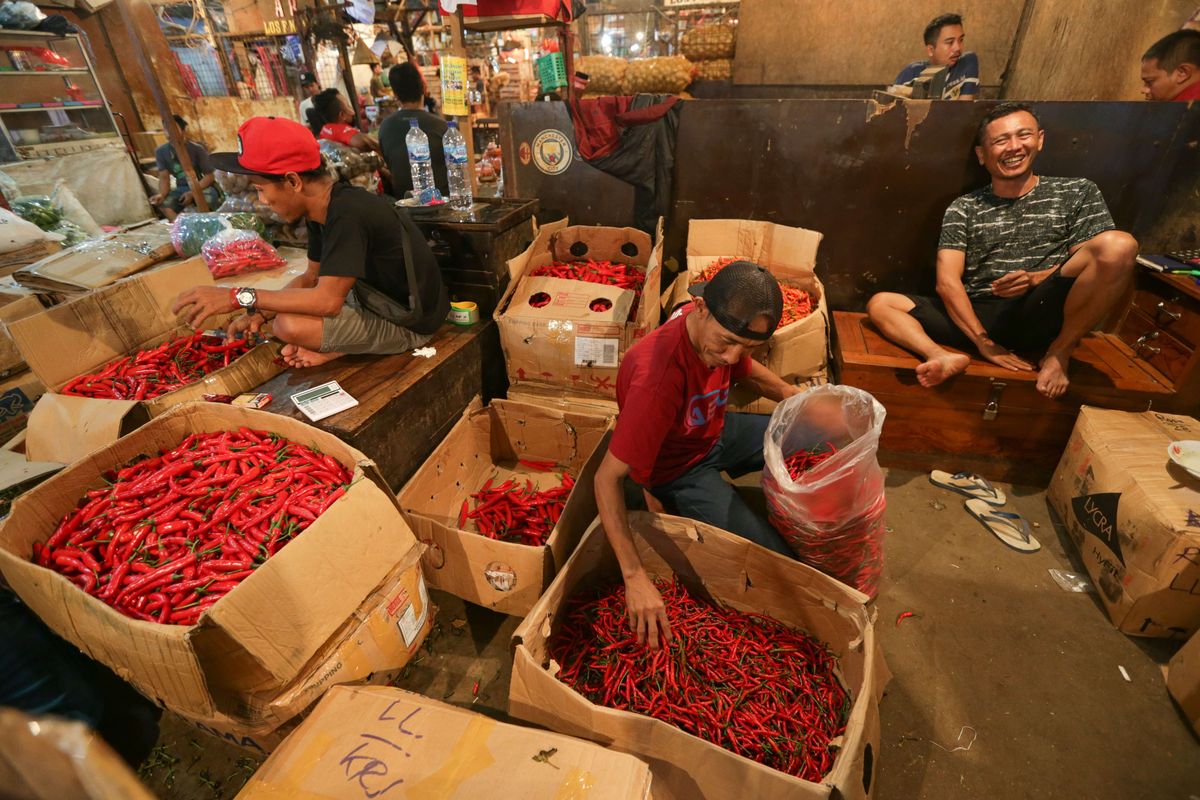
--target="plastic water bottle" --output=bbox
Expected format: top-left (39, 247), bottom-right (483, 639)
top-left (443, 120), bottom-right (473, 212)
top-left (405, 119), bottom-right (439, 205)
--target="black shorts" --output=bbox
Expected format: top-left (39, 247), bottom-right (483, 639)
top-left (906, 273), bottom-right (1076, 354)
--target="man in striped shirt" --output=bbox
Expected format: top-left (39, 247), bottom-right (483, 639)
top-left (867, 102), bottom-right (1137, 399)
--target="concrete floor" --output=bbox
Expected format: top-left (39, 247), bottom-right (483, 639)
top-left (139, 468), bottom-right (1200, 799)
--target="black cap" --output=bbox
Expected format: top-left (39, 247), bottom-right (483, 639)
top-left (300, 71), bottom-right (317, 86)
top-left (689, 260), bottom-right (783, 341)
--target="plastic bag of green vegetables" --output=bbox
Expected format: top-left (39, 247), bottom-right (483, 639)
top-left (170, 212), bottom-right (265, 257)
top-left (49, 219), bottom-right (91, 247)
top-left (11, 196), bottom-right (62, 231)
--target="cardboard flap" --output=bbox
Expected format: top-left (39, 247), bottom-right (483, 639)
top-left (686, 218), bottom-right (823, 275)
top-left (13, 225), bottom-right (175, 293)
top-left (503, 217), bottom-right (570, 291)
top-left (8, 257), bottom-right (215, 391)
top-left (508, 275), bottom-right (635, 323)
top-left (25, 393), bottom-right (141, 464)
top-left (549, 224), bottom-right (654, 266)
top-left (0, 448), bottom-right (61, 494)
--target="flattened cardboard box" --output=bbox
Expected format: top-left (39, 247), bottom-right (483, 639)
top-left (0, 369), bottom-right (44, 443)
top-left (1048, 407), bottom-right (1200, 638)
top-left (0, 404), bottom-right (427, 731)
top-left (236, 685), bottom-right (654, 799)
top-left (399, 397), bottom-right (612, 617)
top-left (12, 221), bottom-right (176, 293)
top-left (9, 257), bottom-right (283, 464)
top-left (1168, 629), bottom-right (1200, 735)
top-left (496, 218), bottom-right (663, 400)
top-left (0, 294), bottom-right (45, 377)
top-left (668, 219), bottom-right (830, 414)
top-left (510, 512), bottom-right (889, 800)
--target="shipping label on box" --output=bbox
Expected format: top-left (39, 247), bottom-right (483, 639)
top-left (1048, 408), bottom-right (1200, 638)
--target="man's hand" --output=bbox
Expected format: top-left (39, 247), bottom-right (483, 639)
top-left (172, 286), bottom-right (236, 330)
top-left (149, 193), bottom-right (164, 206)
top-left (226, 311), bottom-right (267, 340)
top-left (179, 191), bottom-right (195, 207)
top-left (625, 570), bottom-right (672, 650)
top-left (991, 270), bottom-right (1034, 298)
top-left (977, 338), bottom-right (1035, 371)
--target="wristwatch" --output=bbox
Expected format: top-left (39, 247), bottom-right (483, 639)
top-left (232, 287), bottom-right (257, 314)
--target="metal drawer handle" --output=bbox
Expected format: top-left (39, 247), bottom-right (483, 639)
top-left (1155, 301), bottom-right (1182, 325)
top-left (1135, 330), bottom-right (1161, 358)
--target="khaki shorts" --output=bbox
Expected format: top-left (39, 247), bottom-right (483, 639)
top-left (320, 291), bottom-right (433, 355)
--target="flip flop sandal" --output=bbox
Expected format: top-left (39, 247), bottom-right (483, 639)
top-left (930, 470), bottom-right (1006, 506)
top-left (964, 499), bottom-right (1041, 553)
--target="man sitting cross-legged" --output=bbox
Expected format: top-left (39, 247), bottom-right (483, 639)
top-left (866, 102), bottom-right (1137, 399)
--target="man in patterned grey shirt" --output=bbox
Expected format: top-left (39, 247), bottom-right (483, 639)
top-left (867, 102), bottom-right (1137, 399)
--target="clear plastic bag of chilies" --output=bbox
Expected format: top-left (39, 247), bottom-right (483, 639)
top-left (762, 385), bottom-right (888, 598)
top-left (200, 229), bottom-right (285, 279)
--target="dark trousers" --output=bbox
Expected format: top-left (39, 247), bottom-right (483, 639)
top-left (649, 413), bottom-right (793, 557)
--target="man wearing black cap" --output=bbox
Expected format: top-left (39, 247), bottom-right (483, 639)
top-left (298, 71), bottom-right (321, 134)
top-left (171, 116), bottom-right (448, 369)
top-left (594, 261), bottom-right (801, 649)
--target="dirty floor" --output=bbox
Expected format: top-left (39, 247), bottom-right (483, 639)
top-left (138, 468), bottom-right (1200, 799)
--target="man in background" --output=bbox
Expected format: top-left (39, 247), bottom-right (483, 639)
top-left (893, 13), bottom-right (980, 100)
top-left (299, 71), bottom-right (321, 133)
top-left (148, 115), bottom-right (219, 221)
top-left (378, 61), bottom-right (450, 199)
top-left (1140, 29), bottom-right (1200, 101)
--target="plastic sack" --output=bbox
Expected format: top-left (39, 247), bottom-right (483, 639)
top-left (319, 139), bottom-right (381, 180)
top-left (0, 207), bottom-right (54, 253)
top-left (49, 219), bottom-right (90, 247)
top-left (200, 228), bottom-right (285, 278)
top-left (0, 1), bottom-right (46, 29)
top-left (762, 385), bottom-right (887, 598)
top-left (10, 196), bottom-right (62, 231)
top-left (170, 212), bottom-right (265, 257)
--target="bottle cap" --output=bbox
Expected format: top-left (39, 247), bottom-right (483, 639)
top-left (448, 120), bottom-right (458, 128)
top-left (409, 119), bottom-right (419, 127)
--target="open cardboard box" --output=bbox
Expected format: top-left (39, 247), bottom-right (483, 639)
top-left (496, 218), bottom-right (663, 401)
top-left (236, 685), bottom-right (654, 799)
top-left (668, 219), bottom-right (831, 414)
top-left (9, 257), bottom-right (283, 464)
top-left (399, 397), bottom-right (612, 617)
top-left (0, 403), bottom-right (430, 745)
top-left (510, 512), bottom-right (888, 800)
top-left (0, 293), bottom-right (46, 377)
top-left (1168, 629), bottom-right (1200, 736)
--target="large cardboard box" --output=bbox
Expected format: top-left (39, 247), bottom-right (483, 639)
top-left (0, 294), bottom-right (45, 377)
top-left (0, 370), bottom-right (44, 443)
top-left (1167, 629), bottom-right (1200, 735)
top-left (510, 512), bottom-right (888, 800)
top-left (399, 397), bottom-right (612, 616)
top-left (9, 257), bottom-right (283, 463)
top-left (0, 404), bottom-right (431, 747)
top-left (495, 218), bottom-right (663, 401)
top-left (1048, 408), bottom-right (1200, 638)
top-left (668, 219), bottom-right (830, 414)
top-left (236, 685), bottom-right (653, 799)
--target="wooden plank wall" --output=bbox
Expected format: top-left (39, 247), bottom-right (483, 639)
top-left (735, 0), bottom-right (1026, 95)
top-left (734, 0), bottom-right (1197, 101)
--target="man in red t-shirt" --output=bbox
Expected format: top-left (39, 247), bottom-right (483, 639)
top-left (595, 261), bottom-right (802, 649)
top-left (1140, 30), bottom-right (1200, 101)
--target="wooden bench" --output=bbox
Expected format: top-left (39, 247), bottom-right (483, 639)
top-left (834, 311), bottom-right (1173, 482)
top-left (253, 322), bottom-right (507, 491)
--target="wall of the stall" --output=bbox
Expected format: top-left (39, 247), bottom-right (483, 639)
top-left (733, 0), bottom-right (1198, 100)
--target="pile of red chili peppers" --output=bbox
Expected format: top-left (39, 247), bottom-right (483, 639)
top-left (696, 257), bottom-right (814, 328)
top-left (201, 236), bottom-right (286, 278)
top-left (60, 332), bottom-right (254, 401)
top-left (458, 460), bottom-right (574, 547)
top-left (784, 442), bottom-right (838, 480)
top-left (549, 577), bottom-right (850, 782)
top-left (32, 428), bottom-right (352, 625)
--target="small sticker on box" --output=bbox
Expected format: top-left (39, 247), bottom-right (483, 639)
top-left (575, 336), bottom-right (620, 368)
top-left (396, 575), bottom-right (430, 648)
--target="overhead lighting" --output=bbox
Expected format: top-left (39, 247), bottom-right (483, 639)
top-left (630, 42), bottom-right (640, 53)
top-left (635, 31), bottom-right (644, 41)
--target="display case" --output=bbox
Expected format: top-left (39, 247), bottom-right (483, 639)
top-left (0, 29), bottom-right (121, 163)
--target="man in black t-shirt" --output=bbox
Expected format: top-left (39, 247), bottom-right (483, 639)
top-left (378, 61), bottom-right (450, 199)
top-left (172, 116), bottom-right (448, 369)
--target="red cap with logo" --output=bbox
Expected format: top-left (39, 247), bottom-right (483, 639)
top-left (210, 116), bottom-right (322, 177)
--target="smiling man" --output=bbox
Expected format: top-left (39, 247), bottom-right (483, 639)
top-left (894, 12), bottom-right (979, 100)
top-left (172, 116), bottom-right (447, 369)
top-left (866, 103), bottom-right (1138, 399)
top-left (1140, 29), bottom-right (1200, 101)
top-left (593, 261), bottom-right (802, 649)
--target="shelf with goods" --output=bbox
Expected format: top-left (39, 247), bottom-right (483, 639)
top-left (0, 29), bottom-right (120, 163)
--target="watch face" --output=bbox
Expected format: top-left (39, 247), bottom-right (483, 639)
top-left (236, 289), bottom-right (255, 306)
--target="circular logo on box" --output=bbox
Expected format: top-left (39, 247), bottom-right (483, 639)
top-left (421, 539), bottom-right (445, 570)
top-left (532, 130), bottom-right (572, 175)
top-left (518, 141), bottom-right (532, 165)
top-left (484, 561), bottom-right (517, 592)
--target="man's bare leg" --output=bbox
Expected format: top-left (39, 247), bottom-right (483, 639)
top-left (1038, 231), bottom-right (1138, 399)
top-left (866, 293), bottom-right (970, 387)
top-left (273, 313), bottom-right (344, 369)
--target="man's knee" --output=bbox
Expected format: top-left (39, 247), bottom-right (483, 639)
top-left (1089, 230), bottom-right (1138, 270)
top-left (271, 313), bottom-right (314, 345)
top-left (866, 292), bottom-right (912, 321)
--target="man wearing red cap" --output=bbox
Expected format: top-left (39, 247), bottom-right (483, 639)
top-left (172, 116), bottom-right (448, 369)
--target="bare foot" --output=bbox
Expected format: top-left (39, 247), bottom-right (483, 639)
top-left (280, 343), bottom-right (343, 369)
top-left (1037, 352), bottom-right (1070, 399)
top-left (915, 351), bottom-right (970, 388)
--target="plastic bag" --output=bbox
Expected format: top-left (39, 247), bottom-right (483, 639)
top-left (0, 207), bottom-right (54, 253)
top-left (762, 385), bottom-right (888, 598)
top-left (200, 229), bottom-right (286, 278)
top-left (170, 212), bottom-right (265, 257)
top-left (0, 1), bottom-right (46, 29)
top-left (11, 196), bottom-right (62, 231)
top-left (319, 139), bottom-right (381, 180)
top-left (49, 219), bottom-right (90, 247)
